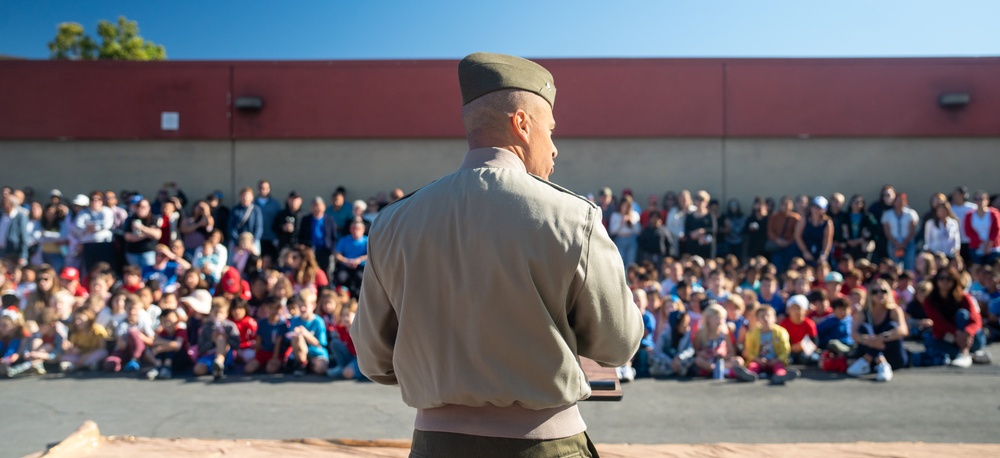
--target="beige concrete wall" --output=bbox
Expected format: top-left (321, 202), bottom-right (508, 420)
top-left (0, 140), bottom-right (233, 202)
top-left (2, 138), bottom-right (998, 216)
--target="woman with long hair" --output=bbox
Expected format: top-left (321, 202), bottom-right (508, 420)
top-left (286, 244), bottom-right (329, 294)
top-left (684, 190), bottom-right (716, 259)
top-left (609, 195), bottom-right (641, 266)
top-left (180, 200), bottom-right (215, 256)
top-left (744, 196), bottom-right (769, 260)
top-left (963, 190), bottom-right (1000, 266)
top-left (920, 267), bottom-right (988, 367)
top-left (24, 265), bottom-right (62, 326)
top-left (847, 277), bottom-right (908, 382)
top-left (123, 199), bottom-right (162, 268)
top-left (922, 201), bottom-right (960, 259)
top-left (837, 194), bottom-right (880, 262)
top-left (38, 203), bottom-right (67, 271)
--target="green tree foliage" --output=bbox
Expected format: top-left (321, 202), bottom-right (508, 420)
top-left (48, 16), bottom-right (166, 61)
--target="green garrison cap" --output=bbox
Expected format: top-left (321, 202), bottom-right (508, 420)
top-left (458, 52), bottom-right (556, 108)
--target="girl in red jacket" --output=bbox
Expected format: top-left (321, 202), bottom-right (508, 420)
top-left (921, 267), bottom-right (989, 367)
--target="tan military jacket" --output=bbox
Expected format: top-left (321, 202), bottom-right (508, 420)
top-left (352, 147), bottom-right (642, 416)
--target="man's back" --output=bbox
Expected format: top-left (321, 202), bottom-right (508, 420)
top-left (355, 149), bottom-right (641, 411)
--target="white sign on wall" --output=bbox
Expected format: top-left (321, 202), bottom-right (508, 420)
top-left (161, 112), bottom-right (179, 131)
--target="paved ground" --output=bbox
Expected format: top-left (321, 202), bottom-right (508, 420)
top-left (5, 343), bottom-right (1000, 457)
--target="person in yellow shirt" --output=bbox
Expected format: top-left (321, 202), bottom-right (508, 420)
top-left (60, 308), bottom-right (109, 372)
top-left (742, 305), bottom-right (800, 384)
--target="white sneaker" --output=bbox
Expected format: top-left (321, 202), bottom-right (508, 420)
top-left (951, 354), bottom-right (973, 368)
top-left (846, 358), bottom-right (871, 377)
top-left (616, 366), bottom-right (635, 382)
top-left (145, 368), bottom-right (159, 381)
top-left (875, 363), bottom-right (893, 382)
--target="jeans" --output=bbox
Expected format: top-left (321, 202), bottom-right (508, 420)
top-left (41, 252), bottom-right (64, 272)
top-left (857, 321), bottom-right (908, 369)
top-left (126, 251), bottom-right (156, 268)
top-left (971, 248), bottom-right (1000, 266)
top-left (889, 241), bottom-right (916, 271)
top-left (770, 245), bottom-right (795, 274)
top-left (923, 309), bottom-right (986, 361)
top-left (614, 235), bottom-right (638, 267)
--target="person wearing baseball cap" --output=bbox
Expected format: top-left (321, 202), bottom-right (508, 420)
top-left (352, 52), bottom-right (641, 456)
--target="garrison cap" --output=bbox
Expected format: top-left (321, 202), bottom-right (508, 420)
top-left (458, 52), bottom-right (556, 108)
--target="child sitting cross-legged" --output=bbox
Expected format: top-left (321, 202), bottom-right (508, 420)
top-left (692, 303), bottom-right (757, 381)
top-left (779, 294), bottom-right (819, 365)
top-left (60, 308), bottom-right (109, 372)
top-left (104, 295), bottom-right (155, 374)
top-left (244, 296), bottom-right (288, 375)
top-left (285, 289), bottom-right (328, 376)
top-left (328, 298), bottom-right (362, 380)
top-left (146, 308), bottom-right (191, 380)
top-left (230, 300), bottom-right (257, 365)
top-left (741, 305), bottom-right (799, 384)
top-left (193, 297), bottom-right (241, 380)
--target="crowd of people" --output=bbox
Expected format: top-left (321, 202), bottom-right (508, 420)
top-left (0, 180), bottom-right (996, 385)
top-left (600, 184), bottom-right (997, 384)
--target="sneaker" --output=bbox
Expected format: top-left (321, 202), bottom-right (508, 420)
top-left (146, 368), bottom-right (159, 381)
top-left (59, 361), bottom-right (75, 373)
top-left (827, 340), bottom-right (851, 355)
top-left (731, 365), bottom-right (758, 382)
top-left (847, 358), bottom-right (871, 377)
top-left (623, 366), bottom-right (636, 382)
top-left (972, 350), bottom-right (993, 365)
top-left (292, 368), bottom-right (306, 377)
top-left (772, 368), bottom-right (799, 385)
top-left (27, 362), bottom-right (46, 376)
top-left (5, 361), bottom-right (33, 378)
top-left (951, 354), bottom-right (973, 368)
top-left (875, 363), bottom-right (893, 382)
top-left (123, 359), bottom-right (141, 373)
top-left (159, 367), bottom-right (172, 380)
top-left (212, 359), bottom-right (224, 380)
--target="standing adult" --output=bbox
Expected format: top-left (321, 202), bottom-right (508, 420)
top-left (666, 190), bottom-right (693, 258)
top-left (794, 196), bottom-right (834, 267)
top-left (73, 191), bottom-right (115, 274)
top-left (352, 52), bottom-right (642, 457)
top-left (950, 186), bottom-right (978, 262)
top-left (228, 187), bottom-right (262, 253)
top-left (325, 187), bottom-right (353, 235)
top-left (744, 196), bottom-right (769, 260)
top-left (767, 196), bottom-right (801, 274)
top-left (963, 190), bottom-right (1000, 266)
top-left (684, 190), bottom-right (716, 259)
top-left (273, 191), bottom-right (305, 254)
top-left (0, 195), bottom-right (29, 267)
top-left (881, 193), bottom-right (919, 271)
top-left (595, 187), bottom-right (615, 230)
top-left (332, 218), bottom-right (367, 297)
top-left (180, 200), bottom-right (215, 256)
top-left (255, 180), bottom-right (283, 264)
top-left (922, 202), bottom-right (960, 260)
top-left (608, 195), bottom-right (640, 266)
top-left (837, 194), bottom-right (879, 263)
top-left (868, 185), bottom-right (896, 262)
top-left (298, 197), bottom-right (337, 275)
top-left (122, 199), bottom-right (162, 269)
top-left (723, 198), bottom-right (748, 264)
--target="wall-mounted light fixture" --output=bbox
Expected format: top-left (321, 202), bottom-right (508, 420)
top-left (938, 92), bottom-right (970, 109)
top-left (235, 96), bottom-right (264, 111)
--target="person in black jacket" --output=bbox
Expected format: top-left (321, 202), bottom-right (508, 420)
top-left (273, 192), bottom-right (306, 254)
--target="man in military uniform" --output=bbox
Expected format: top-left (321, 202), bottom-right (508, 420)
top-left (351, 52), bottom-right (643, 457)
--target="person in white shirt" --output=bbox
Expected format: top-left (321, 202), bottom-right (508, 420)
top-left (609, 196), bottom-right (641, 266)
top-left (881, 193), bottom-right (919, 271)
top-left (923, 203), bottom-right (960, 259)
top-left (72, 191), bottom-right (115, 274)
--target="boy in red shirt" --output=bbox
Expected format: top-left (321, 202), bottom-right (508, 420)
top-left (806, 289), bottom-right (833, 324)
top-left (230, 300), bottom-right (258, 364)
top-left (780, 294), bottom-right (819, 365)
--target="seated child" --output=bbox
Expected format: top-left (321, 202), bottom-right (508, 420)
top-left (1, 308), bottom-right (31, 377)
top-left (329, 299), bottom-right (362, 380)
top-left (230, 300), bottom-right (257, 364)
top-left (193, 297), bottom-right (241, 380)
top-left (904, 281), bottom-right (934, 339)
top-left (723, 294), bottom-right (748, 354)
top-left (618, 288), bottom-right (655, 381)
top-left (60, 308), bottom-right (110, 372)
top-left (780, 295), bottom-right (819, 365)
top-left (742, 305), bottom-right (799, 384)
top-left (245, 296), bottom-right (289, 375)
top-left (286, 289), bottom-right (328, 376)
top-left (21, 308), bottom-right (68, 375)
top-left (805, 289), bottom-right (833, 324)
top-left (649, 309), bottom-right (694, 377)
top-left (104, 295), bottom-right (155, 373)
top-left (120, 265), bottom-right (145, 294)
top-left (692, 303), bottom-right (756, 381)
top-left (146, 309), bottom-right (190, 380)
top-left (817, 298), bottom-right (855, 354)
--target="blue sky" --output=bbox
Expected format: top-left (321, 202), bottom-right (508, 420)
top-left (1, 1), bottom-right (998, 60)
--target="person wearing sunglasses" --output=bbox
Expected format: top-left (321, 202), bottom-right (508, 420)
top-left (919, 267), bottom-right (990, 367)
top-left (847, 278), bottom-right (908, 382)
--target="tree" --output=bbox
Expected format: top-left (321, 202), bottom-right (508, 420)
top-left (48, 16), bottom-right (166, 61)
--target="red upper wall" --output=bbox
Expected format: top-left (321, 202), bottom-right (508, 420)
top-left (1, 57), bottom-right (998, 140)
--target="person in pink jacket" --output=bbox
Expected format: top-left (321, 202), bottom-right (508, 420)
top-left (963, 190), bottom-right (1000, 266)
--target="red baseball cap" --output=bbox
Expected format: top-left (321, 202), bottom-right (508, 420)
top-left (59, 267), bottom-right (80, 282)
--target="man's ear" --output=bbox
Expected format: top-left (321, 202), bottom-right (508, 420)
top-left (510, 109), bottom-right (530, 144)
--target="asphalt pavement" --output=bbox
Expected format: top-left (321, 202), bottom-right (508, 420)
top-left (4, 343), bottom-right (1000, 458)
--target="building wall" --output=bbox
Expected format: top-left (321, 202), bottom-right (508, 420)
top-left (3, 137), bottom-right (997, 214)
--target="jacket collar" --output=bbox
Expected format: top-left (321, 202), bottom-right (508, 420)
top-left (458, 147), bottom-right (526, 173)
